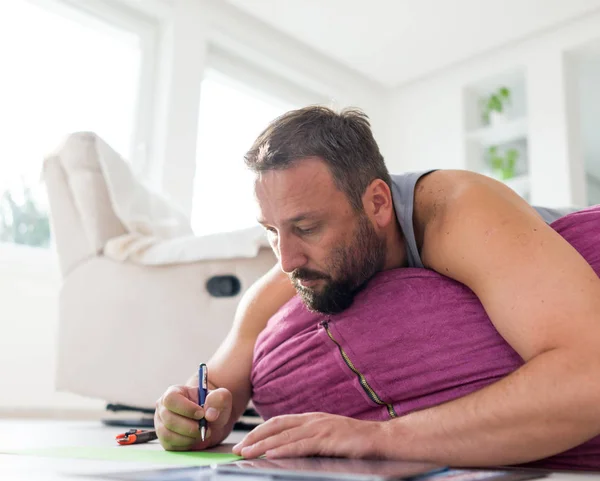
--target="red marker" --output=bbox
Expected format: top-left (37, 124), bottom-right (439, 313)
top-left (116, 429), bottom-right (158, 445)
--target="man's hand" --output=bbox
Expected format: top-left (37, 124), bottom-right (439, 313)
top-left (232, 412), bottom-right (382, 459)
top-left (155, 385), bottom-right (233, 451)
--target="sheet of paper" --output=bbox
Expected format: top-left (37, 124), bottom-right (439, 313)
top-left (7, 446), bottom-right (241, 466)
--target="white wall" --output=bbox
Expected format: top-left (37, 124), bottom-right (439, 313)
top-left (386, 11), bottom-right (600, 207)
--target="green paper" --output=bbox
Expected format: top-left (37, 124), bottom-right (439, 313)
top-left (9, 446), bottom-right (242, 466)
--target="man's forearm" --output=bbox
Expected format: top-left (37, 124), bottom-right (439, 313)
top-left (379, 347), bottom-right (600, 466)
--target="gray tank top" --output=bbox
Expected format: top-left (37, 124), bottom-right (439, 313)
top-left (391, 171), bottom-right (575, 268)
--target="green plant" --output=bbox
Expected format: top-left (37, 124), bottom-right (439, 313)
top-left (488, 146), bottom-right (518, 180)
top-left (483, 86), bottom-right (511, 124)
top-left (0, 183), bottom-right (51, 248)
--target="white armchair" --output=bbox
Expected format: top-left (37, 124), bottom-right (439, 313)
top-left (43, 133), bottom-right (275, 413)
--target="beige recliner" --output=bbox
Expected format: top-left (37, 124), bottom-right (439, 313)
top-left (43, 133), bottom-right (275, 412)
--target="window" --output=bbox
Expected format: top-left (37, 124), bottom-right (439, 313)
top-left (0, 0), bottom-right (144, 247)
top-left (192, 70), bottom-right (297, 235)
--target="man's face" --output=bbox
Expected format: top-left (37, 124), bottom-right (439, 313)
top-left (255, 158), bottom-right (387, 314)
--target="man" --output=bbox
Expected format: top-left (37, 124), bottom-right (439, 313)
top-left (154, 107), bottom-right (600, 468)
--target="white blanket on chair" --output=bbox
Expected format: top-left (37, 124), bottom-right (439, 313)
top-left (94, 136), bottom-right (193, 240)
top-left (54, 132), bottom-right (269, 265)
top-left (104, 226), bottom-right (270, 265)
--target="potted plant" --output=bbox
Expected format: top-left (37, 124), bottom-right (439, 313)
top-left (482, 86), bottom-right (511, 126)
top-left (488, 146), bottom-right (518, 180)
top-left (0, 183), bottom-right (51, 248)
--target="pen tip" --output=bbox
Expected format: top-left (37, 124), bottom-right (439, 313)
top-left (201, 426), bottom-right (206, 442)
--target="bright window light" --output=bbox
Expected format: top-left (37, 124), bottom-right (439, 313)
top-left (0, 0), bottom-right (142, 206)
top-left (0, 0), bottom-right (142, 247)
top-left (192, 71), bottom-right (296, 235)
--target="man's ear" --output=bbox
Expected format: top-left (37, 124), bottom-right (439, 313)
top-left (362, 179), bottom-right (394, 228)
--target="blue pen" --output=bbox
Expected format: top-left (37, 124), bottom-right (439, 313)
top-left (198, 363), bottom-right (208, 442)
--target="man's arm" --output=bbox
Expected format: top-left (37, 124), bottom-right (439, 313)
top-left (155, 263), bottom-right (295, 449)
top-left (195, 263), bottom-right (295, 444)
top-left (383, 171), bottom-right (600, 465)
top-left (380, 347), bottom-right (600, 465)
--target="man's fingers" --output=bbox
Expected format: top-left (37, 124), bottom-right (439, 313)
top-left (204, 388), bottom-right (232, 427)
top-left (162, 386), bottom-right (203, 419)
top-left (239, 426), bottom-right (307, 459)
top-left (155, 409), bottom-right (199, 450)
top-left (233, 414), bottom-right (305, 454)
top-left (157, 428), bottom-right (198, 450)
top-left (265, 438), bottom-right (316, 459)
top-left (157, 404), bottom-right (202, 439)
top-left (156, 384), bottom-right (233, 451)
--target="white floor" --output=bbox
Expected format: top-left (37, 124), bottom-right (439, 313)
top-left (0, 419), bottom-right (596, 481)
top-left (0, 419), bottom-right (244, 481)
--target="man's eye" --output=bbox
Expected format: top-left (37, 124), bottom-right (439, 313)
top-left (295, 226), bottom-right (316, 236)
top-left (265, 227), bottom-right (277, 235)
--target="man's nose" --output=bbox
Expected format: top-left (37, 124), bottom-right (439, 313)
top-left (277, 235), bottom-right (307, 274)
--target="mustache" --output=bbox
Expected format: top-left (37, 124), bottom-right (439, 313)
top-left (291, 268), bottom-right (329, 282)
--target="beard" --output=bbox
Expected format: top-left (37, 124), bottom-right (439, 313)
top-left (290, 213), bottom-right (387, 314)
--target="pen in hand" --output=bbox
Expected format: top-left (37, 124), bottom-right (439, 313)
top-left (198, 363), bottom-right (208, 442)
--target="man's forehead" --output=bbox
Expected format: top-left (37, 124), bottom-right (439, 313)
top-left (259, 158), bottom-right (331, 185)
top-left (255, 160), bottom-right (337, 199)
top-left (254, 159), bottom-right (345, 222)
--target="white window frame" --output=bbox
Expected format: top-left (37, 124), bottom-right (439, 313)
top-left (26, 0), bottom-right (161, 175)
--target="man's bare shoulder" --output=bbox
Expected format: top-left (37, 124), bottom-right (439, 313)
top-left (412, 169), bottom-right (483, 258)
top-left (413, 170), bottom-right (481, 218)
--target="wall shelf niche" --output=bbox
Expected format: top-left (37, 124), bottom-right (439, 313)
top-left (463, 69), bottom-right (530, 200)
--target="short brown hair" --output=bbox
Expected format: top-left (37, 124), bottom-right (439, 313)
top-left (244, 106), bottom-right (392, 211)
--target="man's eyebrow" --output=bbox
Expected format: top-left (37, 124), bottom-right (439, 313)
top-left (257, 212), bottom-right (322, 226)
top-left (287, 213), bottom-right (320, 224)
